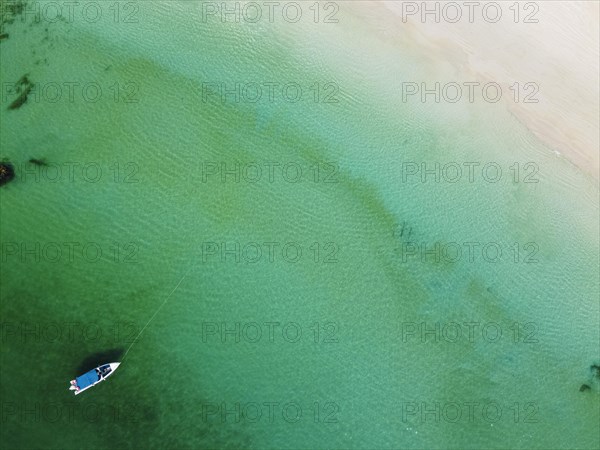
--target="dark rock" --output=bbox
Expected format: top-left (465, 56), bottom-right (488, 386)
top-left (29, 158), bottom-right (47, 166)
top-left (0, 162), bottom-right (15, 186)
top-left (16, 74), bottom-right (30, 90)
top-left (8, 74), bottom-right (34, 110)
top-left (579, 384), bottom-right (591, 392)
top-left (0, 33), bottom-right (8, 41)
top-left (8, 85), bottom-right (32, 110)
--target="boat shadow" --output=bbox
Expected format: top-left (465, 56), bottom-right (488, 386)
top-left (75, 348), bottom-right (125, 373)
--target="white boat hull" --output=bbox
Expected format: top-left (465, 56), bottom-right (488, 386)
top-left (69, 362), bottom-right (120, 395)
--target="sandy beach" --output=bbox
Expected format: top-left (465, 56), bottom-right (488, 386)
top-left (351, 1), bottom-right (599, 178)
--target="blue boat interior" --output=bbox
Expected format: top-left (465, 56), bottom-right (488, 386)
top-left (76, 369), bottom-right (100, 389)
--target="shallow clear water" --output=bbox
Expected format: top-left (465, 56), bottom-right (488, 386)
top-left (1, 2), bottom-right (599, 449)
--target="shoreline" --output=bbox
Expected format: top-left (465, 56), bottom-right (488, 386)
top-left (359, 0), bottom-right (599, 179)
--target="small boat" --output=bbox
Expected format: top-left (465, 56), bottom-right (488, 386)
top-left (69, 363), bottom-right (120, 395)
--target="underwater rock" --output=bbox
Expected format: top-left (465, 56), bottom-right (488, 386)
top-left (579, 384), bottom-right (591, 392)
top-left (0, 162), bottom-right (15, 186)
top-left (1, 1), bottom-right (25, 25)
top-left (29, 158), bottom-right (47, 166)
top-left (592, 364), bottom-right (600, 378)
top-left (16, 74), bottom-right (29, 86)
top-left (0, 33), bottom-right (8, 41)
top-left (8, 86), bottom-right (32, 110)
top-left (393, 221), bottom-right (413, 239)
top-left (8, 74), bottom-right (34, 110)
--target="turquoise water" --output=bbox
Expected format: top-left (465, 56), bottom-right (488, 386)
top-left (1, 1), bottom-right (599, 448)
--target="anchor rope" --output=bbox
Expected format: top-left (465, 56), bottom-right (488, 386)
top-left (122, 263), bottom-right (195, 360)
